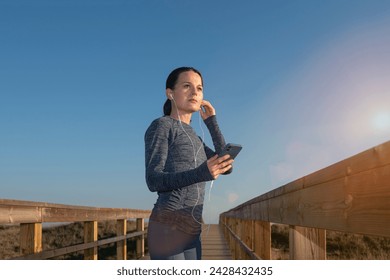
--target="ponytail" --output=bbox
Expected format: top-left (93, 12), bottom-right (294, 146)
top-left (163, 99), bottom-right (171, 116)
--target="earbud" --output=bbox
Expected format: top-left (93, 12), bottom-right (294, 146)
top-left (169, 93), bottom-right (174, 100)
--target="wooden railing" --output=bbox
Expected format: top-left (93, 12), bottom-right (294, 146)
top-left (0, 199), bottom-right (151, 260)
top-left (220, 140), bottom-right (390, 260)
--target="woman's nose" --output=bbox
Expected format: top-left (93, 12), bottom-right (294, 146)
top-left (191, 87), bottom-right (201, 96)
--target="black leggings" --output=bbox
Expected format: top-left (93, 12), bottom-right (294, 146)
top-left (147, 220), bottom-right (201, 260)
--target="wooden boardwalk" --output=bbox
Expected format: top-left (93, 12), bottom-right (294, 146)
top-left (202, 224), bottom-right (232, 260)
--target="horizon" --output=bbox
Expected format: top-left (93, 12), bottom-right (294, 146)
top-left (1, 0), bottom-right (390, 223)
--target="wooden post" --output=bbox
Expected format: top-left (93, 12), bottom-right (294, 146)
top-left (84, 221), bottom-right (98, 260)
top-left (230, 218), bottom-right (237, 260)
top-left (238, 219), bottom-right (246, 260)
top-left (289, 226), bottom-right (326, 260)
top-left (253, 220), bottom-right (271, 260)
top-left (234, 218), bottom-right (240, 259)
top-left (226, 217), bottom-right (234, 258)
top-left (243, 220), bottom-right (253, 260)
top-left (136, 218), bottom-right (145, 258)
top-left (228, 217), bottom-right (233, 258)
top-left (230, 217), bottom-right (237, 259)
top-left (224, 217), bottom-right (229, 251)
top-left (235, 219), bottom-right (241, 259)
top-left (224, 216), bottom-right (229, 242)
top-left (20, 223), bottom-right (42, 255)
top-left (116, 219), bottom-right (127, 260)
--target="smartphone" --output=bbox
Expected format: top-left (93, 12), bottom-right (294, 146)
top-left (218, 143), bottom-right (242, 159)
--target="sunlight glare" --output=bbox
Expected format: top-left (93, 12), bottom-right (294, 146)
top-left (372, 111), bottom-right (390, 132)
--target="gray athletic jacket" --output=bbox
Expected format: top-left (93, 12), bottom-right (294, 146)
top-left (144, 115), bottom-right (226, 235)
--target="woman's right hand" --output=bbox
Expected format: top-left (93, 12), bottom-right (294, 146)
top-left (199, 100), bottom-right (216, 120)
top-left (207, 154), bottom-right (234, 179)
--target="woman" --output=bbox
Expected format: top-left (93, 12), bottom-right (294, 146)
top-left (144, 67), bottom-right (233, 260)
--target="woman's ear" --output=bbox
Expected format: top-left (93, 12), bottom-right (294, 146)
top-left (166, 89), bottom-right (174, 100)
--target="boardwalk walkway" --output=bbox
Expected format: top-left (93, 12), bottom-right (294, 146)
top-left (142, 224), bottom-right (232, 260)
top-left (201, 224), bottom-right (232, 260)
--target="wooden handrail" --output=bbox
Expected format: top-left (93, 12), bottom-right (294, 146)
top-left (0, 199), bottom-right (151, 224)
top-left (12, 230), bottom-right (147, 260)
top-left (220, 140), bottom-right (390, 259)
top-left (0, 199), bottom-right (151, 260)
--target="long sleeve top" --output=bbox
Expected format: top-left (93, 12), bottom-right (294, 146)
top-left (144, 115), bottom-right (226, 235)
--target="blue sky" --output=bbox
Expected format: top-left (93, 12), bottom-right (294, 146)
top-left (1, 0), bottom-right (390, 223)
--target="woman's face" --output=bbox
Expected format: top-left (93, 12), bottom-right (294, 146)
top-left (168, 71), bottom-right (203, 114)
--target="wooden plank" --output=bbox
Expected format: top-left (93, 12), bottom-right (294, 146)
top-left (289, 226), bottom-right (326, 260)
top-left (242, 220), bottom-right (252, 260)
top-left (202, 225), bottom-right (232, 260)
top-left (136, 218), bottom-right (145, 259)
top-left (254, 220), bottom-right (271, 260)
top-left (0, 199), bottom-right (151, 212)
top-left (0, 199), bottom-right (65, 207)
top-left (84, 221), bottom-right (98, 260)
top-left (231, 218), bottom-right (237, 259)
top-left (0, 205), bottom-right (41, 224)
top-left (42, 207), bottom-right (151, 222)
top-left (0, 199), bottom-right (151, 225)
top-left (14, 230), bottom-right (147, 260)
top-left (116, 219), bottom-right (127, 260)
top-left (235, 218), bottom-right (242, 259)
top-left (221, 140), bottom-right (390, 208)
top-left (20, 223), bottom-right (42, 255)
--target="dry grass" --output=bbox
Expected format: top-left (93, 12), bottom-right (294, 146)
top-left (326, 230), bottom-right (390, 259)
top-left (271, 224), bottom-right (390, 260)
top-left (0, 221), bottom-right (143, 260)
top-left (0, 225), bottom-right (20, 259)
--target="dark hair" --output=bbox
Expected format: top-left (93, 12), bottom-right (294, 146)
top-left (163, 67), bottom-right (203, 116)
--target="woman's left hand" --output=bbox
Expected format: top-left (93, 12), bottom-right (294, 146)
top-left (206, 154), bottom-right (234, 180)
top-left (199, 100), bottom-right (216, 120)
